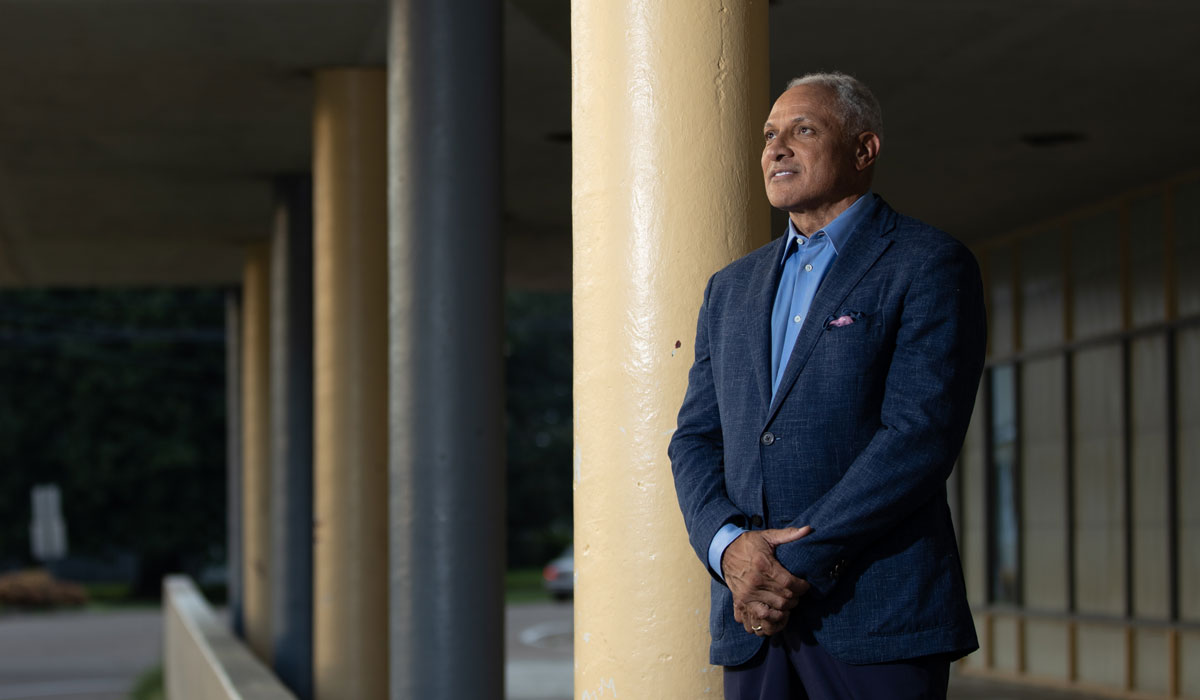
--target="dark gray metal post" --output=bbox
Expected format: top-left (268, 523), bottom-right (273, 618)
top-left (226, 290), bottom-right (245, 638)
top-left (269, 176), bottom-right (315, 700)
top-left (387, 1), bottom-right (505, 697)
top-left (1166, 327), bottom-right (1179, 622)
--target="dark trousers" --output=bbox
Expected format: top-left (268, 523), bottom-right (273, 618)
top-left (723, 626), bottom-right (950, 700)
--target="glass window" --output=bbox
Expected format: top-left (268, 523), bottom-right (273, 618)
top-left (1073, 344), bottom-right (1126, 615)
top-left (988, 247), bottom-right (1015, 357)
top-left (1129, 195), bottom-right (1166, 327)
top-left (1021, 357), bottom-right (1068, 611)
top-left (1175, 178), bottom-right (1200, 317)
top-left (959, 385), bottom-right (988, 603)
top-left (1071, 210), bottom-right (1122, 338)
top-left (990, 364), bottom-right (1020, 604)
top-left (1020, 229), bottom-right (1065, 350)
top-left (1178, 327), bottom-right (1200, 621)
top-left (1132, 334), bottom-right (1169, 619)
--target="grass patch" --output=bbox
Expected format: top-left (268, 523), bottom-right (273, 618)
top-left (83, 582), bottom-right (159, 611)
top-left (129, 665), bottom-right (164, 700)
top-left (506, 567), bottom-right (553, 604)
top-left (85, 582), bottom-right (133, 604)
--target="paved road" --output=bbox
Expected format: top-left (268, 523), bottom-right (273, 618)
top-left (507, 601), bottom-right (573, 700)
top-left (0, 608), bottom-right (161, 700)
top-left (0, 604), bottom-right (575, 700)
top-left (0, 603), bottom-right (1089, 700)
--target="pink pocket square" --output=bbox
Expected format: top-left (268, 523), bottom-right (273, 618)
top-left (828, 315), bottom-right (855, 328)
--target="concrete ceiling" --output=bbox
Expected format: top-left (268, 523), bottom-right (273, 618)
top-left (771, 1), bottom-right (1200, 245)
top-left (0, 1), bottom-right (1196, 288)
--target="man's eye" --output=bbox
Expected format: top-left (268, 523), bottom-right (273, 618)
top-left (764, 131), bottom-right (776, 141)
top-left (798, 127), bottom-right (813, 135)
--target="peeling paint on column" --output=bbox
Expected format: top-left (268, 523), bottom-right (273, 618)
top-left (579, 677), bottom-right (618, 699)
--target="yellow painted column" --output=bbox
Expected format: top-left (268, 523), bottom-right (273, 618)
top-left (571, 1), bottom-right (769, 697)
top-left (241, 242), bottom-right (273, 663)
top-left (312, 68), bottom-right (389, 700)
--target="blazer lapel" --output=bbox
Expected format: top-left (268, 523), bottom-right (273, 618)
top-left (748, 234), bottom-right (790, 413)
top-left (766, 201), bottom-right (896, 421)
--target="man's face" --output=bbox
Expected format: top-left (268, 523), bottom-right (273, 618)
top-left (760, 84), bottom-right (863, 216)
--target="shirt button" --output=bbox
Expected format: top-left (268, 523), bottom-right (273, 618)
top-left (804, 264), bottom-right (813, 272)
top-left (760, 432), bottom-right (775, 446)
top-left (798, 238), bottom-right (805, 245)
top-left (793, 315), bottom-right (802, 323)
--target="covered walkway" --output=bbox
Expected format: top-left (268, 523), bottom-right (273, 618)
top-left (1, 1), bottom-right (1198, 698)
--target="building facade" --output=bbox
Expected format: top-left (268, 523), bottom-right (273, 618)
top-left (956, 172), bottom-right (1200, 697)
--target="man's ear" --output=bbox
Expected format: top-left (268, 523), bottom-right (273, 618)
top-left (854, 132), bottom-right (881, 172)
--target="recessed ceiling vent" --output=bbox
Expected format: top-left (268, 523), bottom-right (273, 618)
top-left (1020, 131), bottom-right (1087, 148)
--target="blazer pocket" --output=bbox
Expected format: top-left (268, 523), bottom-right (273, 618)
top-left (819, 311), bottom-right (885, 360)
top-left (823, 308), bottom-right (873, 328)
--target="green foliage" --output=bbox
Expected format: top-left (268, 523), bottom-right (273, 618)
top-left (82, 581), bottom-right (133, 607)
top-left (0, 289), bottom-right (227, 594)
top-left (504, 291), bottom-right (573, 567)
top-left (504, 567), bottom-right (552, 604)
top-left (0, 287), bottom-right (572, 586)
top-left (129, 665), bottom-right (164, 700)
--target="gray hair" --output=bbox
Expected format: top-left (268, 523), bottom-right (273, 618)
top-left (786, 72), bottom-right (883, 141)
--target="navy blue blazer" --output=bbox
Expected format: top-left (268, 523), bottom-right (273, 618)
top-left (669, 195), bottom-right (985, 667)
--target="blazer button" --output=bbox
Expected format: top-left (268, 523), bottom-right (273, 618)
top-left (830, 559), bottom-right (847, 580)
top-left (749, 515), bottom-right (764, 528)
top-left (760, 431), bottom-right (775, 446)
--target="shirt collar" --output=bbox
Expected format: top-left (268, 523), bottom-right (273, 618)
top-left (781, 190), bottom-right (875, 263)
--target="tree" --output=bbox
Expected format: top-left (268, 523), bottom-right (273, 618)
top-left (504, 291), bottom-right (573, 567)
top-left (0, 288), bottom-right (227, 596)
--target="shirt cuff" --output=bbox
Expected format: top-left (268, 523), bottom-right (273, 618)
top-left (708, 522), bottom-right (747, 581)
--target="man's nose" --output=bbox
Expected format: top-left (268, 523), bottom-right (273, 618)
top-left (766, 140), bottom-right (791, 160)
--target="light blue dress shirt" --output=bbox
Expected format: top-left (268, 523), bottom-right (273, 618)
top-left (706, 192), bottom-right (876, 579)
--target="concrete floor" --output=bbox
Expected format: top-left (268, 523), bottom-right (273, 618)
top-left (507, 602), bottom-right (1098, 700)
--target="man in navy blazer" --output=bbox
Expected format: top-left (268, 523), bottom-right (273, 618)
top-left (669, 72), bottom-right (986, 698)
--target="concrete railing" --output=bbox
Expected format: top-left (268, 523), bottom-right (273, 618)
top-left (163, 576), bottom-right (296, 700)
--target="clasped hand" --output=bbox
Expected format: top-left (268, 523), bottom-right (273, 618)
top-left (721, 526), bottom-right (812, 637)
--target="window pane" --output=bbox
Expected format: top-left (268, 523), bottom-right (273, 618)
top-left (1073, 344), bottom-right (1126, 615)
top-left (1132, 334), bottom-right (1169, 619)
top-left (991, 364), bottom-right (1020, 603)
top-left (989, 247), bottom-right (1015, 357)
top-left (1179, 327), bottom-right (1200, 621)
top-left (1020, 230), bottom-right (1065, 350)
top-left (960, 384), bottom-right (988, 603)
top-left (1129, 194), bottom-right (1166, 327)
top-left (1071, 211), bottom-right (1122, 339)
top-left (1021, 357), bottom-right (1067, 610)
top-left (1175, 178), bottom-right (1200, 317)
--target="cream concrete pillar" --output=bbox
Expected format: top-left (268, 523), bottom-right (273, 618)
top-left (241, 243), bottom-right (273, 663)
top-left (312, 68), bottom-right (389, 700)
top-left (572, 1), bottom-right (770, 697)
